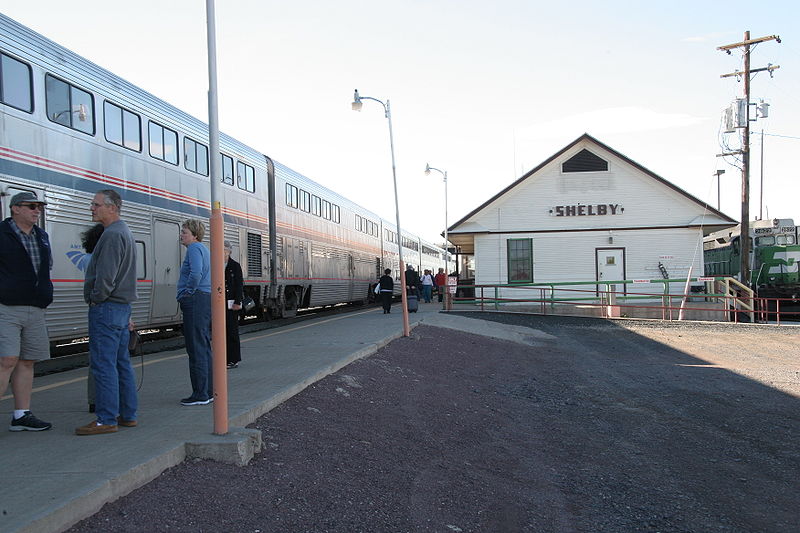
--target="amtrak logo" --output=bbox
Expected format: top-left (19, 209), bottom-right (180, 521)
top-left (66, 250), bottom-right (92, 272)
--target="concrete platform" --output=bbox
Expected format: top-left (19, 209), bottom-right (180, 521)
top-left (0, 300), bottom-right (521, 533)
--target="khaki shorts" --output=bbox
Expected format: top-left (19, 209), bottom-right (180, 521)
top-left (0, 303), bottom-right (50, 361)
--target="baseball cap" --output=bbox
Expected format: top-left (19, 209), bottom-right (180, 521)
top-left (10, 191), bottom-right (47, 206)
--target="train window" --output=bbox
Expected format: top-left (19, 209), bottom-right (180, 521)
top-left (322, 200), bottom-right (331, 220)
top-left (755, 236), bottom-right (775, 246)
top-left (0, 53), bottom-right (33, 112)
top-left (507, 238), bottom-right (533, 283)
top-left (148, 121), bottom-right (178, 165)
top-left (237, 161), bottom-right (255, 192)
top-left (286, 183), bottom-right (298, 208)
top-left (299, 190), bottom-right (310, 212)
top-left (184, 137), bottom-right (209, 176)
top-left (311, 195), bottom-right (321, 216)
top-left (221, 154), bottom-right (234, 185)
top-left (45, 74), bottom-right (94, 135)
top-left (355, 215), bottom-right (362, 231)
top-left (332, 204), bottom-right (340, 223)
top-left (103, 101), bottom-right (141, 152)
top-left (777, 235), bottom-right (796, 245)
top-left (135, 240), bottom-right (146, 280)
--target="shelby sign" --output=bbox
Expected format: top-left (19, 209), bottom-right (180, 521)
top-left (550, 204), bottom-right (623, 217)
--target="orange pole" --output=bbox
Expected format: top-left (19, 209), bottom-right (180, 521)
top-left (399, 261), bottom-right (410, 336)
top-left (210, 205), bottom-right (228, 434)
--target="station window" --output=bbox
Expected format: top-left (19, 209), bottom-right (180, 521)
top-left (104, 101), bottom-right (141, 152)
top-left (148, 121), bottom-right (178, 165)
top-left (237, 161), bottom-right (255, 192)
top-left (507, 238), bottom-right (533, 283)
top-left (45, 74), bottom-right (94, 135)
top-left (184, 137), bottom-right (209, 176)
top-left (286, 183), bottom-right (298, 208)
top-left (221, 154), bottom-right (234, 185)
top-left (311, 195), bottom-right (321, 217)
top-left (332, 204), bottom-right (340, 223)
top-left (299, 190), bottom-right (311, 212)
top-left (0, 53), bottom-right (33, 113)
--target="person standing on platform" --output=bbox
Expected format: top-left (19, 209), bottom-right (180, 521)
top-left (223, 241), bottom-right (243, 369)
top-left (177, 219), bottom-right (213, 406)
top-left (0, 192), bottom-right (53, 432)
top-left (434, 267), bottom-right (447, 303)
top-left (76, 190), bottom-right (138, 436)
top-left (378, 268), bottom-right (394, 314)
top-left (421, 269), bottom-right (435, 303)
top-left (405, 264), bottom-right (420, 298)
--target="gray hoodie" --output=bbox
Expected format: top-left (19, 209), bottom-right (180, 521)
top-left (84, 219), bottom-right (137, 304)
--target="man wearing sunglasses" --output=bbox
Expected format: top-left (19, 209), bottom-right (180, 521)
top-left (0, 191), bottom-right (53, 432)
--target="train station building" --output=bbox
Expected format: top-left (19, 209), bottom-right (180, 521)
top-left (447, 134), bottom-right (737, 298)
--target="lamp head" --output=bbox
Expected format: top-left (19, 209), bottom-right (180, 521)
top-left (425, 163), bottom-right (431, 175)
top-left (351, 89), bottom-right (362, 112)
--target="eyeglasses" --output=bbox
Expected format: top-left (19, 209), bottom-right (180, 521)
top-left (17, 203), bottom-right (44, 211)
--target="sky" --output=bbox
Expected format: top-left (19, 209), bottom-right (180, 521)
top-left (2, 0), bottom-right (798, 245)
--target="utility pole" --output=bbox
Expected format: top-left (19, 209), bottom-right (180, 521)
top-left (718, 32), bottom-right (780, 287)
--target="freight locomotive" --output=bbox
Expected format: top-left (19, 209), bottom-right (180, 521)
top-left (0, 14), bottom-right (452, 346)
top-left (703, 218), bottom-right (799, 299)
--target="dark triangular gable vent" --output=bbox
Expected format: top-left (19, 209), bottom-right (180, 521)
top-left (562, 149), bottom-right (608, 173)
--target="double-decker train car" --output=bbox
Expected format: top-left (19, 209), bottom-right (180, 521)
top-left (0, 14), bottom-right (453, 347)
top-left (703, 218), bottom-right (800, 299)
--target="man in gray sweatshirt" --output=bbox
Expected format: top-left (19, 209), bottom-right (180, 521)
top-left (76, 190), bottom-right (138, 436)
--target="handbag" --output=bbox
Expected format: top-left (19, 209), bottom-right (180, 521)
top-left (242, 295), bottom-right (256, 311)
top-left (128, 330), bottom-right (141, 353)
top-left (374, 283), bottom-right (381, 295)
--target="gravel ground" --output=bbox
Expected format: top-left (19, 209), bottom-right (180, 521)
top-left (68, 314), bottom-right (800, 533)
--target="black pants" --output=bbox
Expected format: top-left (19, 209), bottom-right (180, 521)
top-left (225, 309), bottom-right (241, 365)
top-left (380, 291), bottom-right (393, 313)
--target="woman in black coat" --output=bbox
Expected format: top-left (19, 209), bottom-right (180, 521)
top-left (378, 268), bottom-right (394, 314)
top-left (223, 241), bottom-right (244, 368)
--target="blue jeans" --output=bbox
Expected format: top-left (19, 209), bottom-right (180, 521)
top-left (179, 292), bottom-right (213, 400)
top-left (88, 302), bottom-right (137, 426)
top-left (421, 285), bottom-right (432, 303)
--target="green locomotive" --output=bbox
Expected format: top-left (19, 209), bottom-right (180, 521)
top-left (703, 218), bottom-right (799, 299)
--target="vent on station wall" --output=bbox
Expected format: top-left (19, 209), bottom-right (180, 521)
top-left (562, 149), bottom-right (608, 173)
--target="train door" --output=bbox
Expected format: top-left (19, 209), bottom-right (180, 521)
top-left (151, 219), bottom-right (181, 320)
top-left (596, 247), bottom-right (626, 289)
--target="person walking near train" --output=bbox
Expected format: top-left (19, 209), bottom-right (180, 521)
top-left (434, 267), bottom-right (447, 303)
top-left (177, 219), bottom-right (213, 405)
top-left (378, 268), bottom-right (394, 314)
top-left (405, 264), bottom-right (420, 298)
top-left (0, 192), bottom-right (53, 432)
top-left (76, 190), bottom-right (138, 435)
top-left (223, 241), bottom-right (244, 369)
top-left (420, 269), bottom-right (435, 303)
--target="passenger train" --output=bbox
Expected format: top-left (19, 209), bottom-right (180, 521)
top-left (0, 14), bottom-right (452, 347)
top-left (703, 218), bottom-right (799, 299)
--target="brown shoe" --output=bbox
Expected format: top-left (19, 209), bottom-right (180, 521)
top-left (75, 421), bottom-right (118, 435)
top-left (116, 417), bottom-right (137, 427)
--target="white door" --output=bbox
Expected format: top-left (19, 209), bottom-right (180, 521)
top-left (596, 248), bottom-right (625, 283)
top-left (151, 219), bottom-right (181, 319)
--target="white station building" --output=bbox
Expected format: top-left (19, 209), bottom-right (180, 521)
top-left (447, 134), bottom-right (737, 298)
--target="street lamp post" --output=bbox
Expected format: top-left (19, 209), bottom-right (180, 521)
top-left (714, 169), bottom-right (726, 211)
top-left (351, 89), bottom-right (410, 337)
top-left (424, 164), bottom-right (449, 273)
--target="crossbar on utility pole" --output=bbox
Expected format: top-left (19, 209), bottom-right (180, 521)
top-left (717, 31), bottom-right (780, 288)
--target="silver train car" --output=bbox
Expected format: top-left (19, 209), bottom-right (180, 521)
top-left (0, 14), bottom-right (453, 345)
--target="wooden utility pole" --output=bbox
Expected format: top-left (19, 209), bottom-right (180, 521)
top-left (718, 32), bottom-right (780, 286)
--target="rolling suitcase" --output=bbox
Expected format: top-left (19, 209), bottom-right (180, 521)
top-left (407, 293), bottom-right (419, 313)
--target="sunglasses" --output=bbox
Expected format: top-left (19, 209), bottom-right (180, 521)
top-left (17, 203), bottom-right (44, 211)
